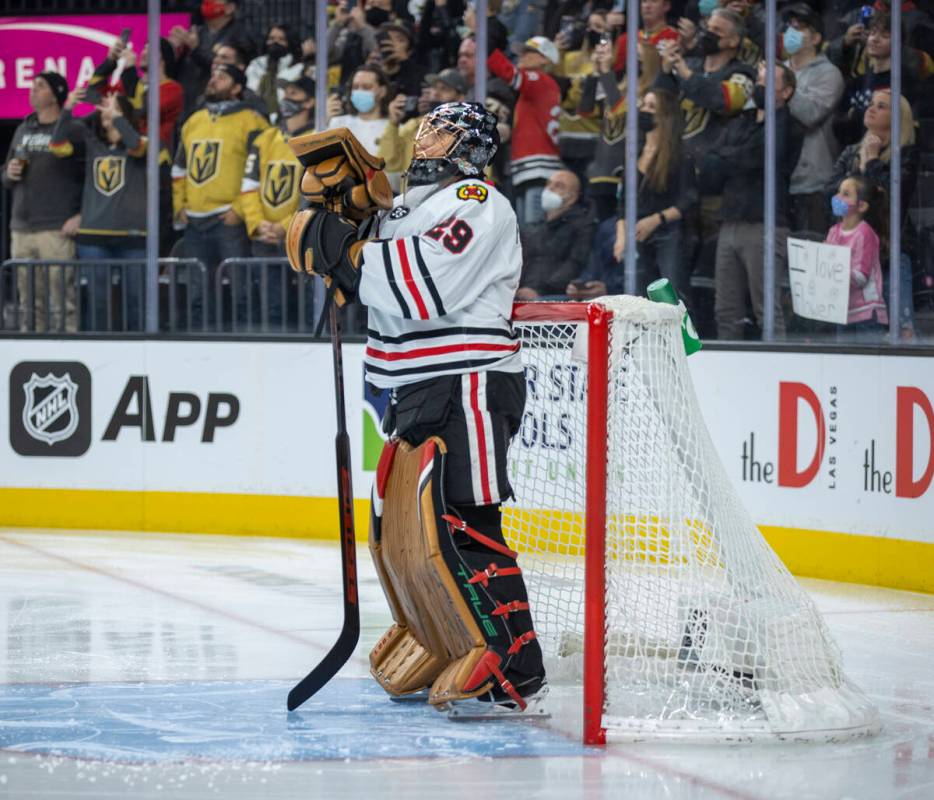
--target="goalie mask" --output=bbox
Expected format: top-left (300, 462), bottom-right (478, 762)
top-left (405, 102), bottom-right (499, 187)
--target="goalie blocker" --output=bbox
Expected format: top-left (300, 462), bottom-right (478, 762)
top-left (369, 372), bottom-right (546, 709)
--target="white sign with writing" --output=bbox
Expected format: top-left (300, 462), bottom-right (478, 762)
top-left (787, 238), bottom-right (851, 325)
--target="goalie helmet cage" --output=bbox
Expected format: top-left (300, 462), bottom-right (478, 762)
top-left (506, 297), bottom-right (880, 745)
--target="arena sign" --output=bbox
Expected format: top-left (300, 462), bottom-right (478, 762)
top-left (0, 339), bottom-right (930, 591)
top-left (0, 14), bottom-right (188, 120)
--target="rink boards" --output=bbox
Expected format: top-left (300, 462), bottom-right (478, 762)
top-left (0, 338), bottom-right (932, 593)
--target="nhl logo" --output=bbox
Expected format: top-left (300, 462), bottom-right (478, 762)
top-left (10, 361), bottom-right (92, 457)
top-left (22, 372), bottom-right (81, 445)
top-left (388, 205), bottom-right (410, 220)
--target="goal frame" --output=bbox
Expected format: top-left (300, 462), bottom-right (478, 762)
top-left (512, 300), bottom-right (611, 745)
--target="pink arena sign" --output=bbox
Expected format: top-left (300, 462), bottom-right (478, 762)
top-left (0, 14), bottom-right (189, 119)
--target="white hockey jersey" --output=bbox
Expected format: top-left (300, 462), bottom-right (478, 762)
top-left (357, 178), bottom-right (524, 389)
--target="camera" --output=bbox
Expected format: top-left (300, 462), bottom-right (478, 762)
top-left (860, 5), bottom-right (873, 25)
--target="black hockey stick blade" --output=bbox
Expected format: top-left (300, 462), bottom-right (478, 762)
top-left (287, 301), bottom-right (360, 712)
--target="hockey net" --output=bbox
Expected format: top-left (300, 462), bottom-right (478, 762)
top-left (504, 296), bottom-right (879, 744)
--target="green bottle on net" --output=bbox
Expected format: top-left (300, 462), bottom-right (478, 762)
top-left (646, 277), bottom-right (702, 356)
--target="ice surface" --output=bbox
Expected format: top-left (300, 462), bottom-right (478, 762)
top-left (0, 529), bottom-right (932, 799)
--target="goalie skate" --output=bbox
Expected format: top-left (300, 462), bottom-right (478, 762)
top-left (445, 683), bottom-right (550, 721)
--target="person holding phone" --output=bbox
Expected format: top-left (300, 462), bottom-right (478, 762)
top-left (374, 22), bottom-right (425, 98)
top-left (50, 90), bottom-right (149, 331)
top-left (554, 11), bottom-right (607, 185)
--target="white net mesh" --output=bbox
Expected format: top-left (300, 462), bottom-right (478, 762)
top-left (504, 297), bottom-right (880, 741)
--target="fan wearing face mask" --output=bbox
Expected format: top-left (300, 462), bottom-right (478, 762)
top-left (246, 24), bottom-right (304, 119)
top-left (236, 75), bottom-right (317, 329)
top-left (781, 3), bottom-right (845, 234)
top-left (655, 7), bottom-right (754, 248)
top-left (327, 0), bottom-right (384, 84)
top-left (326, 66), bottom-right (391, 154)
top-left (515, 169), bottom-right (595, 299)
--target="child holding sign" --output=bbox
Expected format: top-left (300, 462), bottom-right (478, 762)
top-left (826, 175), bottom-right (889, 341)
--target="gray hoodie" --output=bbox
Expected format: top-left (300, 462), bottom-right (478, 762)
top-left (786, 54), bottom-right (845, 196)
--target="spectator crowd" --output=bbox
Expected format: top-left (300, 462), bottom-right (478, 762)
top-left (2, 0), bottom-right (933, 340)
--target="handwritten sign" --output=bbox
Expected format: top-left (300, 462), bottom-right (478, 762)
top-left (787, 238), bottom-right (851, 325)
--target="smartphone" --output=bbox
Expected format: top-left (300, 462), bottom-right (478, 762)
top-left (84, 85), bottom-right (103, 105)
top-left (860, 5), bottom-right (873, 25)
top-left (119, 27), bottom-right (132, 46)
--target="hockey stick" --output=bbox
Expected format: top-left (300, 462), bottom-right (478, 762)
top-left (287, 287), bottom-right (360, 711)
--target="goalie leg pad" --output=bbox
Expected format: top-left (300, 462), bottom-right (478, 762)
top-left (369, 437), bottom-right (490, 699)
top-left (368, 438), bottom-right (545, 709)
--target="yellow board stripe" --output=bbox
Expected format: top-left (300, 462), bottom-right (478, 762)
top-left (1, 488), bottom-right (932, 594)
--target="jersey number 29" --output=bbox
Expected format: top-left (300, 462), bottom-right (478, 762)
top-left (426, 217), bottom-right (474, 254)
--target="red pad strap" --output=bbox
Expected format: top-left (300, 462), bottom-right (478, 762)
top-left (507, 630), bottom-right (537, 656)
top-left (443, 515), bottom-right (518, 560)
top-left (492, 600), bottom-right (530, 619)
top-left (467, 563), bottom-right (522, 588)
top-left (375, 439), bottom-right (400, 499)
top-left (463, 649), bottom-right (527, 711)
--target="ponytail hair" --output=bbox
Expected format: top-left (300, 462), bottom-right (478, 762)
top-left (849, 173), bottom-right (889, 255)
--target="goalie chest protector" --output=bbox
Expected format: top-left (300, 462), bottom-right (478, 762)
top-left (357, 179), bottom-right (524, 390)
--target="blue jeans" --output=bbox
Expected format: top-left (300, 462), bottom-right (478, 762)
top-left (181, 214), bottom-right (250, 329)
top-left (76, 241), bottom-right (146, 331)
top-left (835, 313), bottom-right (888, 344)
top-left (882, 252), bottom-right (915, 336)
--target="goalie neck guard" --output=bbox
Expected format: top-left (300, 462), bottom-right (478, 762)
top-left (405, 102), bottom-right (499, 187)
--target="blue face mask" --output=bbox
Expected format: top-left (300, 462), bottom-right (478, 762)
top-left (831, 194), bottom-right (853, 218)
top-left (783, 26), bottom-right (806, 55)
top-left (351, 89), bottom-right (376, 114)
top-left (698, 0), bottom-right (718, 17)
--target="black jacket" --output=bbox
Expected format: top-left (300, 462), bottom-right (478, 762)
top-left (519, 203), bottom-right (595, 295)
top-left (701, 107), bottom-right (804, 226)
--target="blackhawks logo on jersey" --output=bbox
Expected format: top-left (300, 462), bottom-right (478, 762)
top-left (262, 161), bottom-right (298, 208)
top-left (94, 156), bottom-right (126, 197)
top-left (456, 183), bottom-right (488, 203)
top-left (189, 139), bottom-right (222, 185)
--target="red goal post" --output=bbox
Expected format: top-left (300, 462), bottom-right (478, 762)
top-left (512, 300), bottom-right (611, 744)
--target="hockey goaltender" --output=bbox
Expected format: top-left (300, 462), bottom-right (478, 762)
top-left (285, 103), bottom-right (547, 712)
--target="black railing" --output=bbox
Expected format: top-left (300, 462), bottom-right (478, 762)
top-left (0, 256), bottom-right (372, 335)
top-left (1, 258), bottom-right (207, 333)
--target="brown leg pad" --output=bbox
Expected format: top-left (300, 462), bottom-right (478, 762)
top-left (369, 623), bottom-right (449, 696)
top-left (368, 438), bottom-right (495, 702)
top-left (428, 647), bottom-right (490, 707)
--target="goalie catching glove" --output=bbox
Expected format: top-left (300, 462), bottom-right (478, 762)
top-left (285, 208), bottom-right (366, 302)
top-left (288, 127), bottom-right (393, 222)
